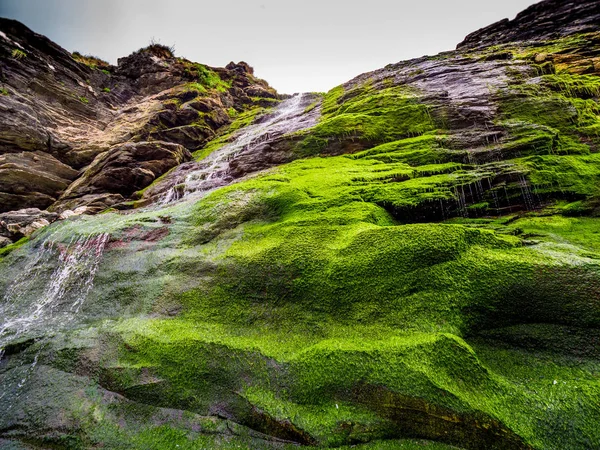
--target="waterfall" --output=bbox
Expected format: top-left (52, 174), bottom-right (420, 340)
top-left (518, 173), bottom-right (536, 210)
top-left (160, 93), bottom-right (317, 204)
top-left (0, 233), bottom-right (109, 348)
top-left (454, 185), bottom-right (468, 217)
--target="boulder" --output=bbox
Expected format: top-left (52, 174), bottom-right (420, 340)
top-left (226, 61), bottom-right (254, 75)
top-left (54, 141), bottom-right (192, 211)
top-left (0, 152), bottom-right (79, 212)
top-left (0, 208), bottom-right (59, 239)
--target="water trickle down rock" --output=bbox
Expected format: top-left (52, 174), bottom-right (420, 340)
top-left (157, 93), bottom-right (319, 205)
top-left (0, 233), bottom-right (109, 348)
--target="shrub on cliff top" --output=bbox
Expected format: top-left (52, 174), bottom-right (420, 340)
top-left (135, 38), bottom-right (176, 59)
top-left (72, 51), bottom-right (109, 69)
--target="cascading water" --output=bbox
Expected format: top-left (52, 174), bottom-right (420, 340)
top-left (0, 232), bottom-right (109, 408)
top-left (0, 233), bottom-right (109, 348)
top-left (518, 173), bottom-right (536, 210)
top-left (160, 93), bottom-right (318, 204)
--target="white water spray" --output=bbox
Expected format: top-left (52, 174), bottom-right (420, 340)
top-left (161, 93), bottom-right (317, 204)
top-left (0, 233), bottom-right (109, 347)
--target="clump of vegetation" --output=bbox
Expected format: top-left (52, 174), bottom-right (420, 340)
top-left (0, 237), bottom-right (29, 259)
top-left (11, 48), bottom-right (26, 59)
top-left (295, 83), bottom-right (436, 157)
top-left (184, 63), bottom-right (231, 92)
top-left (0, 87), bottom-right (9, 95)
top-left (102, 87), bottom-right (111, 93)
top-left (79, 96), bottom-right (89, 104)
top-left (72, 51), bottom-right (109, 69)
top-left (185, 82), bottom-right (207, 94)
top-left (135, 38), bottom-right (176, 59)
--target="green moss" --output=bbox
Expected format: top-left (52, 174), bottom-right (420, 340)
top-left (186, 82), bottom-right (208, 94)
top-left (250, 96), bottom-right (279, 105)
top-left (501, 65), bottom-right (600, 143)
top-left (11, 48), bottom-right (27, 59)
top-left (0, 237), bottom-right (29, 259)
top-left (186, 63), bottom-right (231, 92)
top-left (0, 87), bottom-right (9, 95)
top-left (297, 84), bottom-right (435, 156)
top-left (79, 96), bottom-right (89, 104)
top-left (320, 85), bottom-right (345, 116)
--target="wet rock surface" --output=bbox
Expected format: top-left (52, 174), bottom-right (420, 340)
top-left (140, 92), bottom-right (321, 204)
top-left (0, 208), bottom-right (59, 239)
top-left (54, 141), bottom-right (192, 213)
top-left (457, 0), bottom-right (600, 50)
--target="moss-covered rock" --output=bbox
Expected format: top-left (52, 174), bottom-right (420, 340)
top-left (1, 1), bottom-right (600, 449)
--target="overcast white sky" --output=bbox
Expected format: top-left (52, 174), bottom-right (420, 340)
top-left (1, 0), bottom-right (538, 94)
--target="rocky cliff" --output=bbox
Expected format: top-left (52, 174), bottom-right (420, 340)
top-left (0, 18), bottom-right (278, 223)
top-left (1, 1), bottom-right (600, 449)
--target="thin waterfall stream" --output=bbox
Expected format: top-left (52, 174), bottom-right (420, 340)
top-left (0, 232), bottom-right (109, 408)
top-left (159, 92), bottom-right (319, 205)
top-left (0, 233), bottom-right (109, 348)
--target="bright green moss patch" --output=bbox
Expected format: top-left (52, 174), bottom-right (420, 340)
top-left (0, 237), bottom-right (29, 259)
top-left (520, 154), bottom-right (600, 199)
top-left (109, 319), bottom-right (499, 444)
top-left (501, 69), bottom-right (600, 149)
top-left (108, 309), bottom-right (600, 448)
top-left (320, 85), bottom-right (345, 117)
top-left (508, 215), bottom-right (600, 254)
top-left (352, 135), bottom-right (454, 165)
top-left (297, 84), bottom-right (436, 156)
top-left (472, 340), bottom-right (600, 450)
top-left (185, 63), bottom-right (231, 92)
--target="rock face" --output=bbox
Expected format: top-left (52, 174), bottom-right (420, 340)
top-left (1, 1), bottom-right (600, 449)
top-left (457, 0), bottom-right (600, 50)
top-left (0, 18), bottom-right (280, 218)
top-left (56, 141), bottom-right (192, 213)
top-left (0, 208), bottom-right (58, 240)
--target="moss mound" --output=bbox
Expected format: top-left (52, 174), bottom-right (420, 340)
top-left (1, 30), bottom-right (600, 450)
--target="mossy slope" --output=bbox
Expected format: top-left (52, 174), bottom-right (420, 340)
top-left (1, 27), bottom-right (600, 450)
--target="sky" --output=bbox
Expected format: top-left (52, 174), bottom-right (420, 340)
top-left (0, 0), bottom-right (539, 94)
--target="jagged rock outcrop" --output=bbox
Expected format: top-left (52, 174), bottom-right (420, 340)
top-left (55, 141), bottom-right (192, 213)
top-left (0, 18), bottom-right (279, 219)
top-left (457, 0), bottom-right (600, 50)
top-left (0, 207), bottom-right (58, 240)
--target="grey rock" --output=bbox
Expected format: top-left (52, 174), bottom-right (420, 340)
top-left (0, 207), bottom-right (59, 239)
top-left (0, 236), bottom-right (12, 248)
